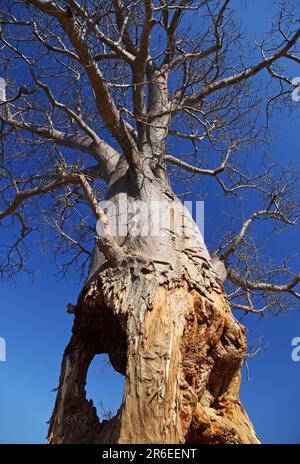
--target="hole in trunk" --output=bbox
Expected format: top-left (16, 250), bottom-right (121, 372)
top-left (86, 354), bottom-right (124, 421)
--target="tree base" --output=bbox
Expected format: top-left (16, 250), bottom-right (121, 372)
top-left (48, 261), bottom-right (259, 444)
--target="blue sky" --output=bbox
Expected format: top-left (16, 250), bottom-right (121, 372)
top-left (0, 0), bottom-right (300, 444)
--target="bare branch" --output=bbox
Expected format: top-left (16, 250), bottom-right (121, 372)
top-left (179, 28), bottom-right (300, 109)
top-left (227, 266), bottom-right (300, 299)
top-left (1, 115), bottom-right (120, 181)
top-left (78, 174), bottom-right (124, 265)
top-left (0, 172), bottom-right (81, 220)
top-left (26, 0), bottom-right (137, 162)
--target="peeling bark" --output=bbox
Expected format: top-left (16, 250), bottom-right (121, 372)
top-left (48, 168), bottom-right (259, 444)
top-left (49, 265), bottom-right (259, 444)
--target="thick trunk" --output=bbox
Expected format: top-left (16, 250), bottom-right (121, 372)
top-left (48, 164), bottom-right (259, 444)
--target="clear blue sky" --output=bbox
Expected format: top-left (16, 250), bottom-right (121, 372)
top-left (0, 0), bottom-right (300, 444)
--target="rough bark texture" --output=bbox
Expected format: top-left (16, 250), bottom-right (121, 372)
top-left (48, 164), bottom-right (259, 444)
top-left (48, 264), bottom-right (259, 444)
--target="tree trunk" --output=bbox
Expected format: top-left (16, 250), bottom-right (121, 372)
top-left (48, 162), bottom-right (259, 444)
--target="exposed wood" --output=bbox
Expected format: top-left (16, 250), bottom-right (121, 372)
top-left (48, 179), bottom-right (259, 444)
top-left (48, 260), bottom-right (259, 444)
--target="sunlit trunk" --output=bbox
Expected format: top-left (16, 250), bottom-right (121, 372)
top-left (48, 160), bottom-right (259, 444)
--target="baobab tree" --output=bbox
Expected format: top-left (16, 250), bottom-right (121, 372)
top-left (0, 0), bottom-right (299, 444)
